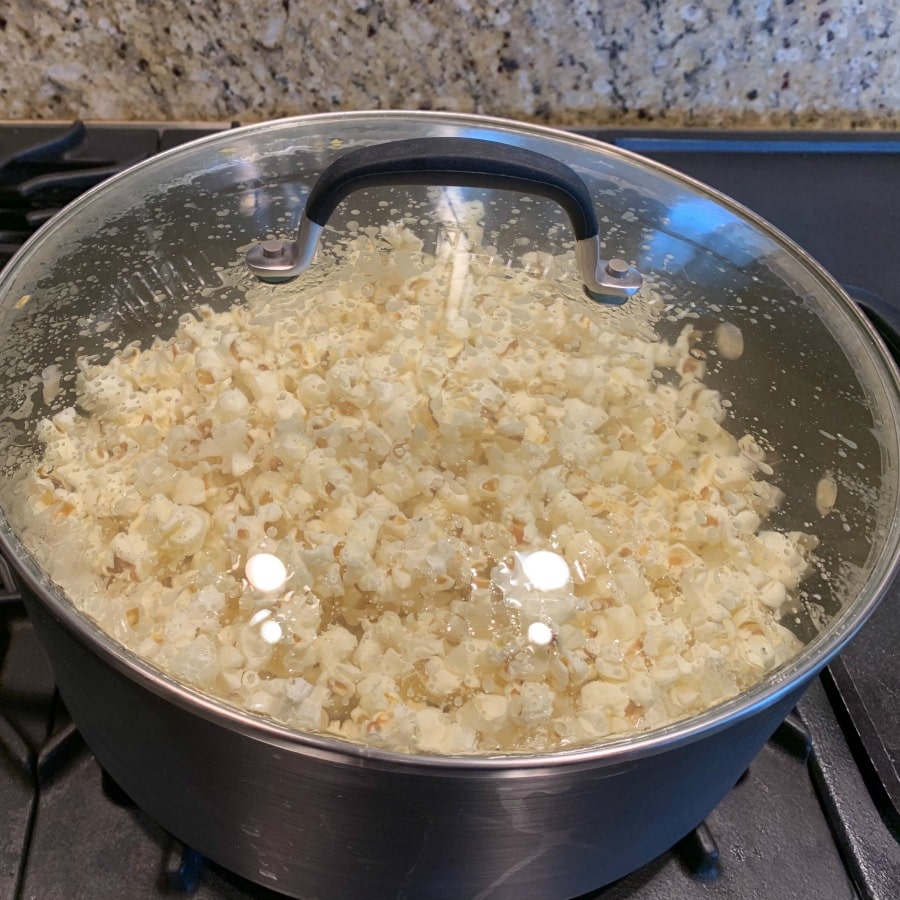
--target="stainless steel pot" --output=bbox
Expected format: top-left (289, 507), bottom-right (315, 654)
top-left (1, 112), bottom-right (899, 899)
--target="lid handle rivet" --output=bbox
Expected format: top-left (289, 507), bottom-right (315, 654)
top-left (605, 258), bottom-right (630, 279)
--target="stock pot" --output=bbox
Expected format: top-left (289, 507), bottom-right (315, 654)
top-left (0, 112), bottom-right (898, 899)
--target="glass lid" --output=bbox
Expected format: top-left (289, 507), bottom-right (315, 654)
top-left (0, 112), bottom-right (898, 758)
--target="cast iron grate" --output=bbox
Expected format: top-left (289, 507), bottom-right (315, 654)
top-left (0, 120), bottom-right (159, 267)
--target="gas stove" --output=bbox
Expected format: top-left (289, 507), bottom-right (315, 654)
top-left (0, 122), bottom-right (898, 900)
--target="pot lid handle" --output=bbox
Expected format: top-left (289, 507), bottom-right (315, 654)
top-left (245, 137), bottom-right (643, 303)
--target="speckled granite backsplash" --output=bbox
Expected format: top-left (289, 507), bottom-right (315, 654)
top-left (1, 0), bottom-right (898, 127)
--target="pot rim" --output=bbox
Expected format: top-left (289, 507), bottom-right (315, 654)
top-left (2, 110), bottom-right (900, 772)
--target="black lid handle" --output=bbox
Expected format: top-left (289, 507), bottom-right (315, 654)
top-left (246, 137), bottom-right (642, 302)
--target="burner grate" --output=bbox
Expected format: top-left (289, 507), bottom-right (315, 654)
top-left (0, 121), bottom-right (160, 267)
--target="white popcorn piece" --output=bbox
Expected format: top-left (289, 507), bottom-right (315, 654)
top-left (466, 692), bottom-right (510, 735)
top-left (509, 682), bottom-right (555, 726)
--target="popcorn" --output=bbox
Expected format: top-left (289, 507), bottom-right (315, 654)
top-left (509, 682), bottom-right (555, 727)
top-left (9, 223), bottom-right (814, 756)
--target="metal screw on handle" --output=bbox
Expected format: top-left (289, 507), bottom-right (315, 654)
top-left (261, 241), bottom-right (286, 259)
top-left (605, 258), bottom-right (631, 278)
top-left (246, 219), bottom-right (324, 283)
top-left (246, 137), bottom-right (643, 302)
top-left (573, 243), bottom-right (644, 305)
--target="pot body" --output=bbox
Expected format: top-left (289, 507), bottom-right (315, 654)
top-left (23, 583), bottom-right (806, 900)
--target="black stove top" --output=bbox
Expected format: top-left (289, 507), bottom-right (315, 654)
top-left (1, 122), bottom-right (899, 899)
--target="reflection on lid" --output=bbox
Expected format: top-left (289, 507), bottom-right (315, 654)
top-left (527, 621), bottom-right (554, 646)
top-left (246, 606), bottom-right (285, 646)
top-left (259, 619), bottom-right (284, 644)
top-left (248, 608), bottom-right (272, 626)
top-left (245, 552), bottom-right (288, 592)
top-left (517, 549), bottom-right (572, 592)
top-left (644, 196), bottom-right (773, 272)
top-left (491, 549), bottom-right (580, 635)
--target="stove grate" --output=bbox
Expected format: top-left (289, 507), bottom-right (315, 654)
top-left (0, 120), bottom-right (159, 267)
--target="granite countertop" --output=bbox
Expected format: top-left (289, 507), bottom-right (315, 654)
top-left (0, 0), bottom-right (898, 128)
